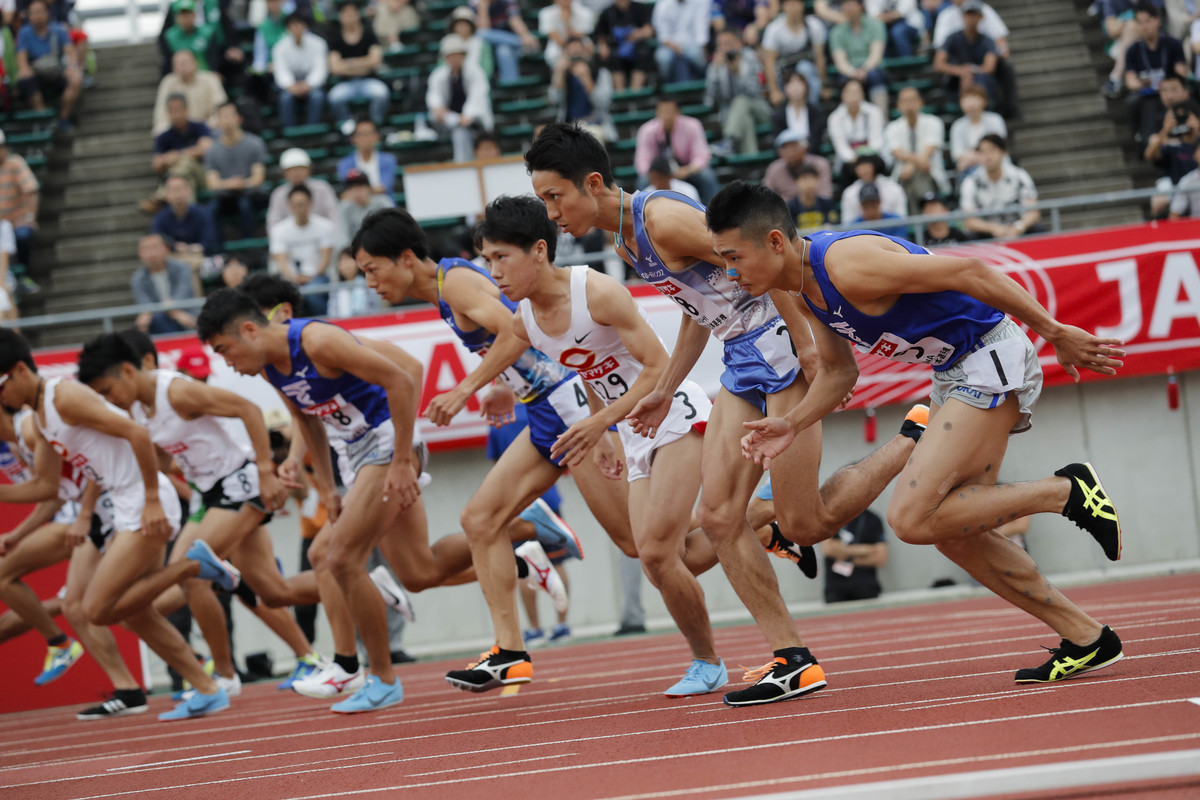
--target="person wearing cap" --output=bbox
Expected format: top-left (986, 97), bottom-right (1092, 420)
top-left (152, 49), bottom-right (227, 136)
top-left (175, 343), bottom-right (213, 381)
top-left (851, 181), bottom-right (908, 237)
top-left (764, 127), bottom-right (833, 201)
top-left (336, 170), bottom-right (393, 252)
top-left (933, 0), bottom-right (999, 107)
top-left (884, 85), bottom-right (950, 211)
top-left (919, 193), bottom-right (969, 245)
top-left (267, 147), bottom-right (341, 235)
top-left (374, 0), bottom-right (422, 50)
top-left (132, 233), bottom-right (197, 334)
top-left (15, 0), bottom-right (84, 131)
top-left (841, 150), bottom-right (907, 223)
top-left (0, 130), bottom-right (41, 273)
top-left (539, 0), bottom-right (596, 72)
top-left (204, 101), bottom-right (268, 239)
top-left (448, 5), bottom-right (495, 78)
top-left (272, 12), bottom-right (328, 129)
top-left (826, 77), bottom-right (885, 179)
top-left (594, 0), bottom-right (654, 91)
top-left (471, 0), bottom-right (540, 84)
top-left (327, 2), bottom-right (390, 126)
top-left (335, 119), bottom-right (398, 200)
top-left (427, 32), bottom-right (494, 162)
top-left (162, 0), bottom-right (217, 72)
top-left (268, 184), bottom-right (336, 314)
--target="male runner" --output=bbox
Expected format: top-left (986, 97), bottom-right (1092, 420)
top-left (526, 123), bottom-right (926, 706)
top-left (705, 180), bottom-right (1125, 684)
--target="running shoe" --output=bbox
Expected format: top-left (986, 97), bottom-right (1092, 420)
top-left (369, 564), bottom-right (415, 622)
top-left (278, 653), bottom-right (323, 690)
top-left (330, 674), bottom-right (404, 713)
top-left (292, 662), bottom-right (365, 698)
top-left (548, 624), bottom-right (571, 642)
top-left (723, 649), bottom-right (827, 707)
top-left (520, 498), bottom-right (584, 560)
top-left (664, 659), bottom-right (728, 697)
top-left (515, 541), bottom-right (568, 614)
top-left (1014, 625), bottom-right (1123, 684)
top-left (158, 687), bottom-right (230, 721)
top-left (445, 646), bottom-right (533, 693)
top-left (172, 655), bottom-right (215, 700)
top-left (77, 689), bottom-right (148, 721)
top-left (35, 638), bottom-right (83, 686)
top-left (1055, 462), bottom-right (1122, 561)
top-left (187, 540), bottom-right (242, 591)
top-left (178, 671), bottom-right (241, 701)
top-left (899, 403), bottom-right (929, 441)
top-left (523, 628), bottom-right (546, 647)
top-left (766, 522), bottom-right (818, 579)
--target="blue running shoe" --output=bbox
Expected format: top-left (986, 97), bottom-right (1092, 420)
top-left (35, 639), bottom-right (83, 686)
top-left (187, 540), bottom-right (241, 591)
top-left (520, 499), bottom-right (583, 560)
top-left (549, 624), bottom-right (571, 642)
top-left (158, 687), bottom-right (230, 721)
top-left (330, 674), bottom-right (403, 714)
top-left (523, 628), bottom-right (546, 646)
top-left (664, 659), bottom-right (728, 698)
top-left (278, 653), bottom-right (323, 690)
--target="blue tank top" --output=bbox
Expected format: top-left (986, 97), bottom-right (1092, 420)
top-left (627, 189), bottom-right (775, 341)
top-left (803, 230), bottom-right (1004, 371)
top-left (263, 318), bottom-right (392, 442)
top-left (436, 258), bottom-right (573, 403)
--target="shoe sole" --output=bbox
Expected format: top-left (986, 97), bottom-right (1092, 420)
top-left (77, 705), bottom-right (148, 721)
top-left (665, 686), bottom-right (725, 698)
top-left (1014, 650), bottom-right (1124, 684)
top-left (445, 675), bottom-right (532, 693)
top-left (722, 670), bottom-right (828, 707)
top-left (330, 693), bottom-right (404, 714)
top-left (292, 684), bottom-right (360, 699)
top-left (1082, 462), bottom-right (1122, 561)
top-left (158, 701), bottom-right (230, 721)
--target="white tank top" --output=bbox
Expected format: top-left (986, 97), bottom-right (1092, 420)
top-left (36, 378), bottom-right (142, 495)
top-left (14, 407), bottom-right (87, 502)
top-left (519, 265), bottom-right (655, 406)
top-left (132, 371), bottom-right (250, 493)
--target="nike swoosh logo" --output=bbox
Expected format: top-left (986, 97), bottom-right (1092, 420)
top-left (574, 333), bottom-right (589, 344)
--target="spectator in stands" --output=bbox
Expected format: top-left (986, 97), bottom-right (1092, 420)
top-left (827, 77), bottom-right (885, 180)
top-left (594, 0), bottom-right (655, 92)
top-left (868, 0), bottom-right (925, 58)
top-left (15, 0), bottom-right (83, 131)
top-left (131, 233), bottom-right (197, 334)
top-left (549, 36), bottom-right (616, 142)
top-left (1169, 140), bottom-right (1200, 217)
top-left (251, 0), bottom-right (288, 94)
top-left (0, 219), bottom-right (17, 323)
top-left (268, 184), bottom-right (336, 315)
top-left (647, 155), bottom-right (701, 201)
top-left (919, 192), bottom-right (969, 245)
top-left (1146, 99), bottom-right (1200, 216)
top-left (471, 0), bottom-right (540, 84)
top-left (162, 0), bottom-right (217, 71)
top-left (0, 130), bottom-right (39, 272)
top-left (634, 97), bottom-right (719, 203)
top-left (948, 84), bottom-right (1005, 176)
top-left (1137, 71), bottom-right (1191, 152)
top-left (147, 93), bottom-right (213, 207)
top-left (374, 0), bottom-right (422, 50)
top-left (852, 181), bottom-right (907, 236)
top-left (712, 0), bottom-right (774, 47)
top-left (787, 163), bottom-right (839, 229)
top-left (1126, 1), bottom-right (1188, 141)
top-left (821, 508), bottom-right (888, 603)
top-left (152, 175), bottom-right (222, 294)
top-left (328, 248), bottom-right (385, 318)
top-left (204, 101), bottom-right (268, 239)
top-left (771, 71), bottom-right (827, 149)
top-left (337, 170), bottom-right (392, 251)
top-left (219, 255), bottom-right (248, 290)
top-left (830, 0), bottom-right (890, 111)
top-left (1101, 0), bottom-right (1141, 98)
top-left (705, 29), bottom-right (771, 156)
top-left (336, 119), bottom-right (399, 201)
top-left (814, 0), bottom-right (846, 26)
top-left (764, 128), bottom-right (834, 200)
top-left (959, 133), bottom-right (1040, 239)
top-left (933, 0), bottom-right (998, 107)
top-left (651, 0), bottom-right (711, 84)
top-left (153, 50), bottom-right (226, 135)
top-left (540, 0), bottom-right (597, 72)
top-left (327, 2), bottom-right (390, 127)
top-left (842, 151), bottom-right (906, 222)
top-left (931, 0), bottom-right (1019, 119)
top-left (762, 0), bottom-right (827, 105)
top-left (884, 85), bottom-right (950, 210)
top-left (267, 147), bottom-right (339, 238)
top-left (427, 33), bottom-right (494, 163)
top-left (449, 6), bottom-right (494, 78)
top-left (273, 12), bottom-right (328, 129)
top-left (475, 132), bottom-right (503, 159)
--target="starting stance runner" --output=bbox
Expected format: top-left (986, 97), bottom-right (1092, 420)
top-left (473, 195), bottom-right (731, 696)
top-left (526, 123), bottom-right (925, 706)
top-left (706, 181), bottom-right (1126, 683)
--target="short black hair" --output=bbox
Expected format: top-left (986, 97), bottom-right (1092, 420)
top-left (796, 163), bottom-right (820, 179)
top-left (166, 92), bottom-right (188, 108)
top-left (473, 131), bottom-right (502, 153)
top-left (288, 183), bottom-right (313, 201)
top-left (0, 329), bottom-right (35, 375)
top-left (77, 333), bottom-right (141, 385)
top-left (648, 156), bottom-right (672, 176)
top-left (978, 133), bottom-right (1007, 152)
top-left (525, 121), bottom-right (615, 189)
top-left (241, 272), bottom-right (302, 312)
top-left (284, 11), bottom-right (307, 26)
top-left (351, 207), bottom-right (430, 261)
top-left (474, 195), bottom-right (559, 262)
top-left (1134, 0), bottom-right (1160, 17)
top-left (706, 180), bottom-right (797, 242)
top-left (119, 329), bottom-right (158, 366)
top-left (217, 100), bottom-right (239, 115)
top-left (353, 117), bottom-right (378, 135)
top-left (197, 288), bottom-right (270, 342)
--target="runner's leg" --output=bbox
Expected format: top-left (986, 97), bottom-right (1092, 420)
top-left (63, 542), bottom-right (139, 691)
top-left (0, 523), bottom-right (73, 641)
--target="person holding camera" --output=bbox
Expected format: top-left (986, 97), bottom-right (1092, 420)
top-left (1145, 99), bottom-right (1200, 217)
top-left (704, 29), bottom-right (772, 156)
top-left (1124, 1), bottom-right (1187, 142)
top-left (594, 0), bottom-right (655, 92)
top-left (549, 37), bottom-right (616, 142)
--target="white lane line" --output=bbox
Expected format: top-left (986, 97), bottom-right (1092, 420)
top-left (106, 751), bottom-right (251, 772)
top-left (407, 752), bottom-right (578, 778)
top-left (1189, 698), bottom-right (1200, 707)
top-left (237, 753), bottom-right (391, 775)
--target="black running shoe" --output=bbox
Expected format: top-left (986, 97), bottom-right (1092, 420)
top-left (76, 689), bottom-right (148, 721)
top-left (1055, 462), bottom-right (1122, 561)
top-left (1014, 626), bottom-right (1123, 684)
top-left (766, 523), bottom-right (818, 579)
top-left (723, 648), bottom-right (827, 707)
top-left (445, 647), bottom-right (532, 693)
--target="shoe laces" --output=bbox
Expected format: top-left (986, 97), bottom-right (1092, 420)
top-left (466, 648), bottom-right (498, 669)
top-left (738, 658), bottom-right (785, 684)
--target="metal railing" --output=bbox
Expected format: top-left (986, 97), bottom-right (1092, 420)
top-left (3, 185), bottom-right (1164, 339)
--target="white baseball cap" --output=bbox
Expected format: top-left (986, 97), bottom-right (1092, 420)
top-left (280, 147), bottom-right (312, 170)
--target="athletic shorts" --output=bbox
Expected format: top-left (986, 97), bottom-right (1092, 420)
top-left (618, 379), bottom-right (710, 482)
top-left (719, 316), bottom-right (801, 414)
top-left (526, 376), bottom-right (592, 466)
top-left (108, 472), bottom-right (183, 538)
top-left (86, 493), bottom-right (117, 552)
top-left (199, 460), bottom-right (273, 521)
top-left (332, 419), bottom-right (397, 488)
top-left (930, 317), bottom-right (1042, 435)
top-left (53, 500), bottom-right (81, 525)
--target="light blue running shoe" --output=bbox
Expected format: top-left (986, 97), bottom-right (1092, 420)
top-left (35, 639), bottom-right (83, 685)
top-left (664, 659), bottom-right (728, 698)
top-left (278, 653), bottom-right (323, 690)
top-left (187, 540), bottom-right (241, 592)
top-left (330, 674), bottom-right (404, 714)
top-left (158, 686), bottom-right (230, 721)
top-left (520, 498), bottom-right (583, 560)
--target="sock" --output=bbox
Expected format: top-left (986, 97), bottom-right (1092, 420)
top-left (768, 522), bottom-right (786, 548)
top-left (116, 687), bottom-right (146, 701)
top-left (514, 554), bottom-right (530, 579)
top-left (773, 646), bottom-right (814, 665)
top-left (233, 577), bottom-right (259, 609)
top-left (496, 647), bottom-right (529, 662)
top-left (899, 418), bottom-right (924, 442)
top-left (47, 634), bottom-right (68, 648)
top-left (333, 653), bottom-right (360, 674)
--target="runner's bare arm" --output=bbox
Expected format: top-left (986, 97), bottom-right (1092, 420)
top-left (0, 421), bottom-right (61, 504)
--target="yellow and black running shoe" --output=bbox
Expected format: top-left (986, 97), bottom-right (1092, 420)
top-left (1055, 462), bottom-right (1122, 561)
top-left (1014, 626), bottom-right (1123, 683)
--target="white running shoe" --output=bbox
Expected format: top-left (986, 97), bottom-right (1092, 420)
top-left (369, 565), bottom-right (415, 623)
top-left (179, 671), bottom-right (241, 701)
top-left (515, 540), bottom-right (568, 615)
top-left (291, 663), bottom-right (365, 699)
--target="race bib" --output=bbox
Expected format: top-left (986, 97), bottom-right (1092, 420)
top-left (961, 337), bottom-right (1026, 394)
top-left (754, 318), bottom-right (802, 378)
top-left (306, 394), bottom-right (368, 440)
top-left (219, 462), bottom-right (260, 504)
top-left (864, 331), bottom-right (956, 367)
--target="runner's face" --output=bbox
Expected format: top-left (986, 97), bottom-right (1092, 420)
top-left (712, 229), bottom-right (775, 297)
top-left (87, 365), bottom-right (138, 411)
top-left (208, 326), bottom-right (263, 376)
top-left (480, 239), bottom-right (540, 301)
top-left (357, 251), bottom-right (413, 304)
top-left (532, 170), bottom-right (595, 237)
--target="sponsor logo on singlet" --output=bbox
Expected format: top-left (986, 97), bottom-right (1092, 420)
top-left (579, 356), bottom-right (619, 381)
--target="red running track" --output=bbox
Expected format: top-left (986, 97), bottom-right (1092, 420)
top-left (1, 573), bottom-right (1198, 800)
